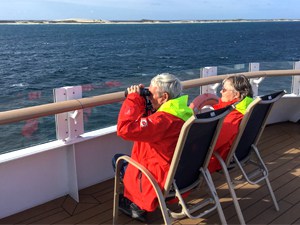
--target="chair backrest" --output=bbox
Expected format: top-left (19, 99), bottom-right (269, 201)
top-left (164, 105), bottom-right (233, 195)
top-left (225, 90), bottom-right (285, 165)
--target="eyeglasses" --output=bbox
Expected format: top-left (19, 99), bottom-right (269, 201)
top-left (221, 87), bottom-right (235, 92)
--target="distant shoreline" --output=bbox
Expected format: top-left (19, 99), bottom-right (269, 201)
top-left (1, 18), bottom-right (300, 25)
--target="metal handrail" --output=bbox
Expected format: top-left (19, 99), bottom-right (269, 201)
top-left (0, 69), bottom-right (299, 125)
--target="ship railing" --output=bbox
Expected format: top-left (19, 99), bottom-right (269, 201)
top-left (0, 62), bottom-right (299, 155)
top-left (1, 69), bottom-right (300, 126)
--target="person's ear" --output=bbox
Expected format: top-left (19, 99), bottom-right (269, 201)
top-left (162, 92), bottom-right (169, 102)
top-left (234, 91), bottom-right (241, 99)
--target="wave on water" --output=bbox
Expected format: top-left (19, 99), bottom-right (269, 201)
top-left (11, 83), bottom-right (29, 88)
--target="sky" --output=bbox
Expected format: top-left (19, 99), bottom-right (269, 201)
top-left (0, 0), bottom-right (299, 21)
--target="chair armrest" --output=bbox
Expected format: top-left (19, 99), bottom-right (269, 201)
top-left (114, 155), bottom-right (171, 223)
top-left (116, 155), bottom-right (164, 197)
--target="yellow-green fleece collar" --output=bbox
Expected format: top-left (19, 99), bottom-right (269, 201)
top-left (235, 96), bottom-right (253, 115)
top-left (157, 95), bottom-right (193, 121)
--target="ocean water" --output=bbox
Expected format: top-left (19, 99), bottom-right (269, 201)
top-left (0, 22), bottom-right (300, 153)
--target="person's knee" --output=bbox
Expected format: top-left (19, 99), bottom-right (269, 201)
top-left (112, 153), bottom-right (129, 179)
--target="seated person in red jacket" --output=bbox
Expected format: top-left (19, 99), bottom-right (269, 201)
top-left (190, 74), bottom-right (254, 172)
top-left (114, 73), bottom-right (194, 222)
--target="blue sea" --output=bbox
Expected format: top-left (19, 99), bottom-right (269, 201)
top-left (0, 21), bottom-right (300, 153)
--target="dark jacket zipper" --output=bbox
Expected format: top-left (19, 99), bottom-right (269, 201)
top-left (138, 171), bottom-right (143, 193)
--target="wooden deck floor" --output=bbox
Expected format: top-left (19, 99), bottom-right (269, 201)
top-left (1, 122), bottom-right (299, 225)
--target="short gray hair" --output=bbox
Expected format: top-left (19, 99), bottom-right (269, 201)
top-left (224, 74), bottom-right (253, 99)
top-left (150, 73), bottom-right (182, 99)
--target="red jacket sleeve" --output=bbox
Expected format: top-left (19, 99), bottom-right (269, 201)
top-left (117, 93), bottom-right (180, 143)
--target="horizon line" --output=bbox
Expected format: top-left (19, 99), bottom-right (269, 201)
top-left (1, 18), bottom-right (300, 24)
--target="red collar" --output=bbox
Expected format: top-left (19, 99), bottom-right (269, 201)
top-left (213, 98), bottom-right (239, 110)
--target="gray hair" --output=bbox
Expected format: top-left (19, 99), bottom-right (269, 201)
top-left (150, 73), bottom-right (182, 99)
top-left (224, 74), bottom-right (253, 99)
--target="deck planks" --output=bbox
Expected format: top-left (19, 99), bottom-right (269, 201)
top-left (0, 122), bottom-right (299, 225)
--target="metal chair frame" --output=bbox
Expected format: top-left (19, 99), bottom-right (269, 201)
top-left (214, 90), bottom-right (285, 224)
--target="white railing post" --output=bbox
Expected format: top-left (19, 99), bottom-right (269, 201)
top-left (249, 63), bottom-right (264, 97)
top-left (292, 61), bottom-right (300, 95)
top-left (200, 67), bottom-right (219, 95)
top-left (54, 86), bottom-right (84, 141)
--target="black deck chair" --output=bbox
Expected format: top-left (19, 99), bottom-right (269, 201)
top-left (214, 90), bottom-right (285, 224)
top-left (113, 106), bottom-right (233, 225)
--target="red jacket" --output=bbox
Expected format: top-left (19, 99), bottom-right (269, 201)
top-left (208, 97), bottom-right (253, 172)
top-left (117, 93), bottom-right (193, 211)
